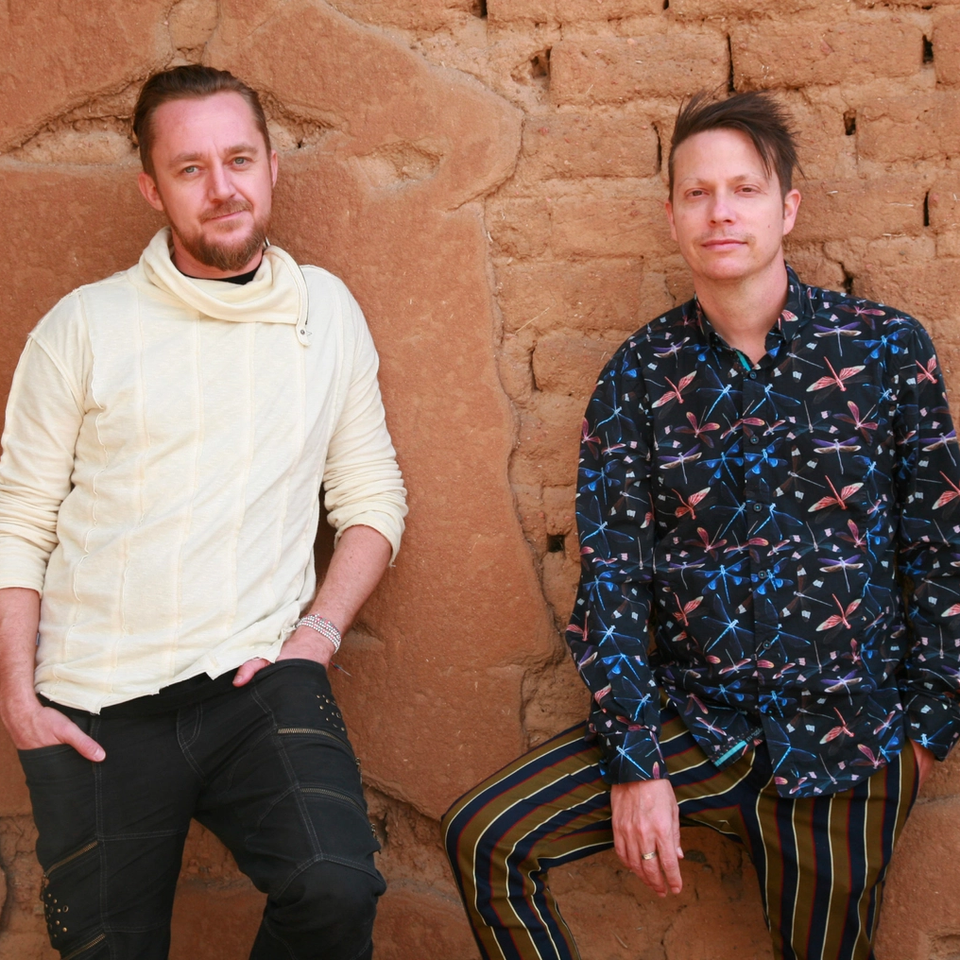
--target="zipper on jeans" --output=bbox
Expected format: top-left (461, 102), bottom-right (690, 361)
top-left (45, 840), bottom-right (97, 877)
top-left (301, 785), bottom-right (366, 816)
top-left (301, 786), bottom-right (376, 839)
top-left (61, 932), bottom-right (106, 960)
top-left (277, 726), bottom-right (362, 773)
top-left (276, 726), bottom-right (349, 746)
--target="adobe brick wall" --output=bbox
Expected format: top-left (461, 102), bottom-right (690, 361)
top-left (0, 0), bottom-right (958, 957)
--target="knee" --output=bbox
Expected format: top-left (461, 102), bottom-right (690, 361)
top-left (442, 794), bottom-right (524, 897)
top-left (441, 792), bottom-right (485, 875)
top-left (275, 859), bottom-right (385, 933)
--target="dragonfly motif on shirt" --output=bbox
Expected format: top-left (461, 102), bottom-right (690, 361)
top-left (813, 321), bottom-right (862, 354)
top-left (817, 595), bottom-right (861, 632)
top-left (687, 527), bottom-right (728, 559)
top-left (652, 372), bottom-right (697, 409)
top-left (835, 401), bottom-right (879, 441)
top-left (580, 418), bottom-right (602, 459)
top-left (806, 358), bottom-right (866, 393)
top-left (809, 477), bottom-right (863, 512)
top-left (812, 437), bottom-right (862, 468)
top-left (675, 412), bottom-right (721, 447)
top-left (722, 416), bottom-right (764, 440)
top-left (916, 357), bottom-right (938, 384)
top-left (818, 555), bottom-right (865, 590)
top-left (821, 706), bottom-right (857, 742)
top-left (836, 302), bottom-right (885, 327)
top-left (672, 594), bottom-right (704, 626)
top-left (854, 744), bottom-right (885, 770)
top-left (661, 445), bottom-right (701, 482)
top-left (922, 430), bottom-right (958, 465)
top-left (933, 471), bottom-right (960, 510)
top-left (824, 670), bottom-right (864, 695)
top-left (838, 519), bottom-right (868, 551)
top-left (653, 337), bottom-right (690, 358)
top-left (674, 487), bottom-right (711, 520)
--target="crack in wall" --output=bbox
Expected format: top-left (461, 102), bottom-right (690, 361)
top-left (4, 82), bottom-right (142, 163)
top-left (165, 0), bottom-right (220, 59)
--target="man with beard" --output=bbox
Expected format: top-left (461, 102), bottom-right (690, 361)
top-left (443, 91), bottom-right (960, 960)
top-left (0, 65), bottom-right (406, 960)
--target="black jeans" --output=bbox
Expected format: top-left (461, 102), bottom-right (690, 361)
top-left (18, 660), bottom-right (384, 960)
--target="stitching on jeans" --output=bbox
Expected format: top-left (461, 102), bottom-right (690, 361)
top-left (178, 701), bottom-right (209, 782)
top-left (250, 682), bottom-right (326, 857)
top-left (271, 852), bottom-right (385, 903)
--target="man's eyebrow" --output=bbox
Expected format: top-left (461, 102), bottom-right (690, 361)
top-left (167, 143), bottom-right (261, 166)
top-left (676, 171), bottom-right (770, 186)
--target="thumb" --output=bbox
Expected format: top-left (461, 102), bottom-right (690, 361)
top-left (59, 722), bottom-right (105, 762)
top-left (233, 658), bottom-right (268, 687)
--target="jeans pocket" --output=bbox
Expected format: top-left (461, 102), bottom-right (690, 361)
top-left (19, 746), bottom-right (104, 956)
top-left (18, 743), bottom-right (77, 760)
top-left (255, 657), bottom-right (329, 679)
top-left (19, 742), bottom-right (97, 863)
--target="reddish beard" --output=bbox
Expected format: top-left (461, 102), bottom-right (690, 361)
top-left (173, 202), bottom-right (269, 273)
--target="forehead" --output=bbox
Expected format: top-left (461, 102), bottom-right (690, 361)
top-left (672, 127), bottom-right (773, 185)
top-left (150, 92), bottom-right (265, 158)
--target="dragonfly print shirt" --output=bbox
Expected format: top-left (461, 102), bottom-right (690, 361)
top-left (567, 267), bottom-right (960, 797)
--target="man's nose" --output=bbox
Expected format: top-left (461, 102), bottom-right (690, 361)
top-left (708, 193), bottom-right (735, 223)
top-left (206, 163), bottom-right (236, 200)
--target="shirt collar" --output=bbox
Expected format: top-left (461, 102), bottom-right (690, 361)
top-left (694, 264), bottom-right (809, 351)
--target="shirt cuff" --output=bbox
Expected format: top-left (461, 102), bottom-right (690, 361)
top-left (904, 690), bottom-right (960, 760)
top-left (590, 708), bottom-right (666, 783)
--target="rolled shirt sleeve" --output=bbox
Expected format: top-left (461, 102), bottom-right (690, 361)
top-left (0, 296), bottom-right (90, 593)
top-left (321, 288), bottom-right (407, 562)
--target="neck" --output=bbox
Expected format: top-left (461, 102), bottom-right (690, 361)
top-left (694, 260), bottom-right (789, 365)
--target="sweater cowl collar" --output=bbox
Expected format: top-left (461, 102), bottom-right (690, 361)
top-left (138, 228), bottom-right (310, 341)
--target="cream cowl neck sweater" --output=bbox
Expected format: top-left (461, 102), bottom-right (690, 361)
top-left (0, 229), bottom-right (406, 712)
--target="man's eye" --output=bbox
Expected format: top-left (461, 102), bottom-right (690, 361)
top-left (233, 157), bottom-right (249, 166)
top-left (182, 165), bottom-right (198, 175)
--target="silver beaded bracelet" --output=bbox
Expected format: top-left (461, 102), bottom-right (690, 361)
top-left (295, 614), bottom-right (342, 653)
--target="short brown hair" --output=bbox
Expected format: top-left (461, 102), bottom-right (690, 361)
top-left (133, 65), bottom-right (271, 177)
top-left (668, 91), bottom-right (800, 198)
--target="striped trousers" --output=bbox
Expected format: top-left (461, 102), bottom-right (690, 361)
top-left (442, 706), bottom-right (918, 960)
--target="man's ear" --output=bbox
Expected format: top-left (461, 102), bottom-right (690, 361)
top-left (782, 188), bottom-right (801, 238)
top-left (270, 149), bottom-right (278, 188)
top-left (665, 199), bottom-right (678, 243)
top-left (138, 171), bottom-right (165, 213)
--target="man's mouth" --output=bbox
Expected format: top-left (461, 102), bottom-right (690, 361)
top-left (702, 237), bottom-right (746, 249)
top-left (202, 202), bottom-right (251, 223)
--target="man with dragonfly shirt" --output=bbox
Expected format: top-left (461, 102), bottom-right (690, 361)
top-left (0, 65), bottom-right (406, 959)
top-left (444, 91), bottom-right (960, 960)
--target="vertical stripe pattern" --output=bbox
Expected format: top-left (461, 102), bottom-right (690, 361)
top-left (442, 708), bottom-right (919, 960)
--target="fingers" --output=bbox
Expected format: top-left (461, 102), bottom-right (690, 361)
top-left (44, 709), bottom-right (105, 762)
top-left (62, 725), bottom-right (106, 762)
top-left (232, 657), bottom-right (270, 687)
top-left (611, 780), bottom-right (683, 897)
top-left (655, 843), bottom-right (683, 896)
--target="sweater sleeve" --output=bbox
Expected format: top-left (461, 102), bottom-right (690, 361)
top-left (0, 296), bottom-right (90, 593)
top-left (322, 291), bottom-right (407, 562)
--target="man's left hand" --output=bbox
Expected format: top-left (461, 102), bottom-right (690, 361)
top-left (232, 627), bottom-right (337, 687)
top-left (910, 739), bottom-right (936, 789)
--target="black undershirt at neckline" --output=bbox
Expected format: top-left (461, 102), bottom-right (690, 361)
top-left (180, 264), bottom-right (260, 285)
